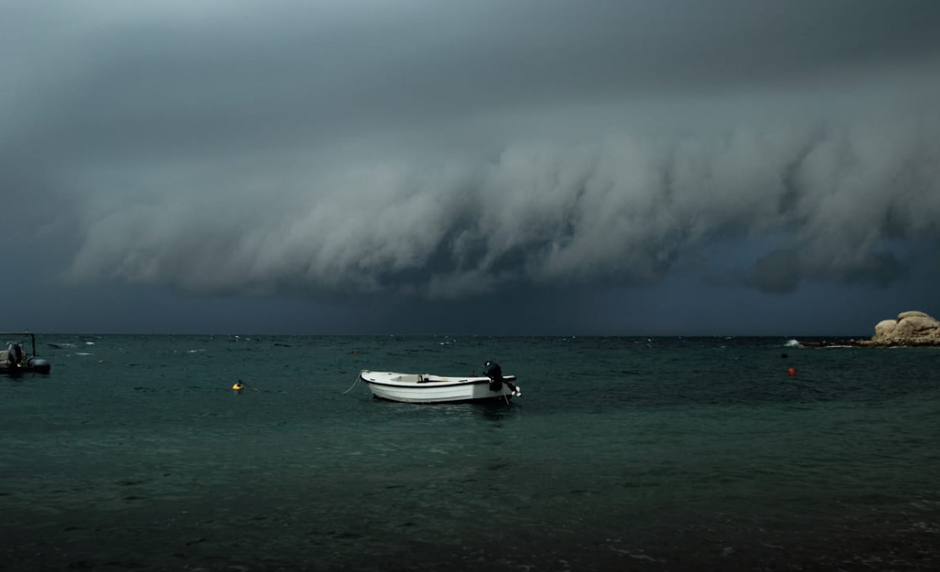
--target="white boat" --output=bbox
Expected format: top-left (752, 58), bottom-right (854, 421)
top-left (359, 366), bottom-right (521, 404)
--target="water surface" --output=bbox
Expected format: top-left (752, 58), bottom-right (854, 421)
top-left (1, 335), bottom-right (938, 570)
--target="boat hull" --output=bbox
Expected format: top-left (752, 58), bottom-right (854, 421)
top-left (0, 361), bottom-right (51, 375)
top-left (359, 371), bottom-right (518, 404)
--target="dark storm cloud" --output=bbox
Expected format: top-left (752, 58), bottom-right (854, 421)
top-left (2, 0), bottom-right (940, 301)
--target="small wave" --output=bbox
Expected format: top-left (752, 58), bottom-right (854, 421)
top-left (75, 352), bottom-right (94, 356)
top-left (48, 343), bottom-right (77, 349)
top-left (85, 341), bottom-right (95, 346)
top-left (784, 339), bottom-right (801, 347)
top-left (187, 349), bottom-right (205, 354)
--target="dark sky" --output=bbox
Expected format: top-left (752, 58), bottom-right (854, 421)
top-left (2, 0), bottom-right (939, 335)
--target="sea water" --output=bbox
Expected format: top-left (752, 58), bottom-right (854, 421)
top-left (1, 335), bottom-right (938, 571)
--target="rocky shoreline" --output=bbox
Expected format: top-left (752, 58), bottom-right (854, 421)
top-left (803, 311), bottom-right (940, 348)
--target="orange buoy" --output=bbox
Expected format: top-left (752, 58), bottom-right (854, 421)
top-left (232, 381), bottom-right (245, 391)
top-left (787, 368), bottom-right (796, 376)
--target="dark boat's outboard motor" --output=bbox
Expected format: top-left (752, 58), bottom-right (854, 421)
top-left (484, 360), bottom-right (503, 391)
top-left (6, 343), bottom-right (24, 369)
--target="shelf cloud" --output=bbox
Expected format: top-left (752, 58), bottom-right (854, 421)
top-left (4, 0), bottom-right (940, 305)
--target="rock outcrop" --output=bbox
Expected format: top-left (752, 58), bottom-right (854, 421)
top-left (862, 311), bottom-right (940, 347)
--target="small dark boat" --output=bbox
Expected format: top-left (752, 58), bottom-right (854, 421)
top-left (1, 332), bottom-right (52, 374)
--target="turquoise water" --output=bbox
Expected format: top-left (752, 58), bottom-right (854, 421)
top-left (1, 335), bottom-right (938, 571)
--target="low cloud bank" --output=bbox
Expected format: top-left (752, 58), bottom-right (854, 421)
top-left (65, 110), bottom-right (940, 298)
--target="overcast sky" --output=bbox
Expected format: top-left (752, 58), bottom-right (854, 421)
top-left (2, 0), bottom-right (939, 335)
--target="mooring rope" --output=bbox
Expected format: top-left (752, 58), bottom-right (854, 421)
top-left (342, 371), bottom-right (364, 395)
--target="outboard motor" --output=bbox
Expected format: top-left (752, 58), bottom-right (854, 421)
top-left (6, 343), bottom-right (24, 369)
top-left (483, 360), bottom-right (503, 391)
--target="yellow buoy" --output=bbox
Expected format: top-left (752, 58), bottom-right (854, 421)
top-left (232, 381), bottom-right (244, 391)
